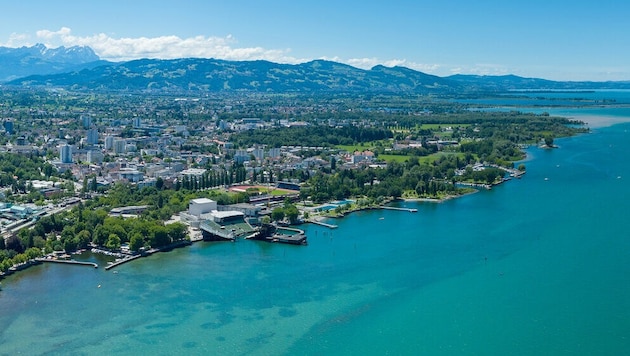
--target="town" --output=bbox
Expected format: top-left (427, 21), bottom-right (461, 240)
top-left (0, 89), bottom-right (586, 274)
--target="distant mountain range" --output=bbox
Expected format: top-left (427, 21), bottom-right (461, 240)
top-left (2, 44), bottom-right (630, 93)
top-left (0, 43), bottom-right (108, 82)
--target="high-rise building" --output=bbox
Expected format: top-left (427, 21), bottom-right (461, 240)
top-left (104, 135), bottom-right (115, 150)
top-left (81, 115), bottom-right (91, 129)
top-left (59, 144), bottom-right (73, 163)
top-left (3, 119), bottom-right (14, 134)
top-left (86, 128), bottom-right (99, 145)
top-left (113, 139), bottom-right (126, 154)
top-left (87, 150), bottom-right (104, 164)
top-left (133, 117), bottom-right (142, 128)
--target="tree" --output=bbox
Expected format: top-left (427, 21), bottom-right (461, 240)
top-left (150, 226), bottom-right (171, 248)
top-left (284, 204), bottom-right (300, 224)
top-left (544, 134), bottom-right (554, 147)
top-left (271, 207), bottom-right (285, 222)
top-left (76, 230), bottom-right (91, 249)
top-left (166, 222), bottom-right (187, 241)
top-left (129, 233), bottom-right (144, 252)
top-left (105, 234), bottom-right (121, 250)
top-left (155, 177), bottom-right (164, 190)
top-left (90, 176), bottom-right (98, 191)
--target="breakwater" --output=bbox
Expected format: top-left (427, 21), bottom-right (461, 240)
top-left (36, 258), bottom-right (98, 268)
top-left (381, 206), bottom-right (418, 213)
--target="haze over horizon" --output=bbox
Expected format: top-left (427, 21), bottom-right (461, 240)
top-left (1, 0), bottom-right (628, 82)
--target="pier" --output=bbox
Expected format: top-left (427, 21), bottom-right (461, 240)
top-left (308, 219), bottom-right (338, 229)
top-left (381, 206), bottom-right (418, 213)
top-left (104, 254), bottom-right (142, 270)
top-left (36, 258), bottom-right (98, 268)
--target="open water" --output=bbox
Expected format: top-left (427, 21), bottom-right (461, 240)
top-left (2, 92), bottom-right (630, 355)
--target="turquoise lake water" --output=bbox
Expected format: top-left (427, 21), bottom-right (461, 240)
top-left (2, 94), bottom-right (630, 355)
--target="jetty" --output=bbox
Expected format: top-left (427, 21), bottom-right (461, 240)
top-left (105, 254), bottom-right (142, 270)
top-left (308, 219), bottom-right (338, 229)
top-left (381, 206), bottom-right (418, 213)
top-left (36, 258), bottom-right (98, 268)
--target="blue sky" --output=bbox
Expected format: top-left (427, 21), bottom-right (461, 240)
top-left (1, 0), bottom-right (628, 81)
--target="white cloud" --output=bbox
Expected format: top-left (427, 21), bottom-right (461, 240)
top-left (2, 27), bottom-right (305, 63)
top-left (449, 64), bottom-right (510, 76)
top-left (323, 56), bottom-right (442, 75)
top-left (2, 27), bottom-right (448, 76)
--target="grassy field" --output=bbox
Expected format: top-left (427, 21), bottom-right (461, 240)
top-left (378, 151), bottom-right (468, 164)
top-left (229, 185), bottom-right (298, 196)
top-left (336, 141), bottom-right (389, 153)
top-left (419, 123), bottom-right (471, 130)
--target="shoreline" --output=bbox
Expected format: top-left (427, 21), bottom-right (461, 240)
top-left (557, 113), bottom-right (630, 129)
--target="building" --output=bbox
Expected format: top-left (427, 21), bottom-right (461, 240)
top-left (133, 117), bottom-right (142, 128)
top-left (87, 150), bottom-right (104, 164)
top-left (59, 144), bottom-right (73, 164)
top-left (268, 147), bottom-right (281, 159)
top-left (252, 148), bottom-right (265, 161)
top-left (234, 150), bottom-right (250, 164)
top-left (82, 115), bottom-right (91, 129)
top-left (188, 198), bottom-right (217, 217)
top-left (86, 128), bottom-right (99, 145)
top-left (113, 139), bottom-right (126, 154)
top-left (118, 168), bottom-right (144, 182)
top-left (3, 119), bottom-right (14, 134)
top-left (104, 135), bottom-right (115, 150)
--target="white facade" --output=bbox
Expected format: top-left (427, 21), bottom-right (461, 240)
top-left (188, 198), bottom-right (217, 217)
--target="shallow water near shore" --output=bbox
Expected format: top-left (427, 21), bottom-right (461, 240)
top-left (2, 108), bottom-right (630, 354)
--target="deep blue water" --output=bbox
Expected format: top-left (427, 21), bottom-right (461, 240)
top-left (2, 93), bottom-right (630, 355)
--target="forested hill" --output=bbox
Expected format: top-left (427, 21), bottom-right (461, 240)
top-left (7, 58), bottom-right (459, 94)
top-left (5, 54), bottom-right (630, 93)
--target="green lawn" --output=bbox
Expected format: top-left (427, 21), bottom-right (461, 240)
top-left (379, 151), bottom-right (467, 164)
top-left (419, 123), bottom-right (471, 130)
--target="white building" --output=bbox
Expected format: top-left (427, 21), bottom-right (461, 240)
top-left (188, 198), bottom-right (217, 217)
